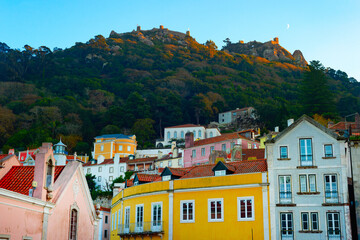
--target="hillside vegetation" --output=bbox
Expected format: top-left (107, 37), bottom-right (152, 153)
top-left (0, 26), bottom-right (359, 153)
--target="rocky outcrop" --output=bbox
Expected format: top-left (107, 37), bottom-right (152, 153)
top-left (292, 50), bottom-right (308, 67)
top-left (223, 38), bottom-right (307, 67)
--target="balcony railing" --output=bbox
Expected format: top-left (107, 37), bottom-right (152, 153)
top-left (118, 221), bottom-right (163, 236)
top-left (279, 192), bottom-right (292, 203)
top-left (325, 191), bottom-right (339, 203)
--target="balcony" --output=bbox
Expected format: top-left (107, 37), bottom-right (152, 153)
top-left (118, 221), bottom-right (164, 237)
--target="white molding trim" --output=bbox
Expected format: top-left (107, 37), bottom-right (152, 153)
top-left (168, 192), bottom-right (173, 240)
top-left (0, 188), bottom-right (55, 208)
top-left (175, 183), bottom-right (262, 193)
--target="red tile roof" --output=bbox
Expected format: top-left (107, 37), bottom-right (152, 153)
top-left (168, 167), bottom-right (192, 177)
top-left (166, 124), bottom-right (201, 129)
top-left (83, 157), bottom-right (129, 166)
top-left (241, 149), bottom-right (265, 160)
top-left (137, 173), bottom-right (161, 182)
top-left (0, 154), bottom-right (8, 160)
top-left (126, 178), bottom-right (134, 187)
top-left (193, 132), bottom-right (253, 147)
top-left (0, 166), bottom-right (65, 195)
top-left (127, 157), bottom-right (157, 164)
top-left (329, 121), bottom-right (356, 130)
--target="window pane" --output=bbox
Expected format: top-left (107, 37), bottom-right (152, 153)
top-left (211, 201), bottom-right (215, 219)
top-left (246, 200), bottom-right (252, 218)
top-left (216, 201), bottom-right (222, 219)
top-left (309, 175), bottom-right (316, 192)
top-left (300, 175), bottom-right (307, 192)
top-left (241, 200), bottom-right (245, 218)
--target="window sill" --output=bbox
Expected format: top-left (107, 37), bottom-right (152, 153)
top-left (276, 203), bottom-right (296, 207)
top-left (297, 166), bottom-right (318, 169)
top-left (322, 157), bottom-right (336, 159)
top-left (322, 203), bottom-right (347, 206)
top-left (299, 230), bottom-right (323, 233)
top-left (297, 192), bottom-right (320, 195)
top-left (277, 158), bottom-right (291, 161)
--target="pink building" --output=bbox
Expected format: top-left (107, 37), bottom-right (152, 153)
top-left (0, 143), bottom-right (99, 240)
top-left (98, 207), bottom-right (110, 240)
top-left (183, 132), bottom-right (260, 167)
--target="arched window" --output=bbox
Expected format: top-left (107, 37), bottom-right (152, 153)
top-left (198, 130), bottom-right (202, 138)
top-left (181, 131), bottom-right (184, 138)
top-left (174, 131), bottom-right (177, 138)
top-left (69, 209), bottom-right (78, 240)
top-left (210, 132), bottom-right (213, 138)
top-left (193, 130), bottom-right (196, 138)
top-left (46, 159), bottom-right (53, 188)
top-left (167, 131), bottom-right (170, 140)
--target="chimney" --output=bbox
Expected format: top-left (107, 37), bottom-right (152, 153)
top-left (173, 148), bottom-right (178, 158)
top-left (355, 113), bottom-right (360, 129)
top-left (185, 132), bottom-right (194, 148)
top-left (171, 141), bottom-right (176, 152)
top-left (231, 144), bottom-right (242, 162)
top-left (97, 155), bottom-right (105, 164)
top-left (274, 126), bottom-right (279, 132)
top-left (33, 143), bottom-right (55, 201)
top-left (157, 151), bottom-right (163, 159)
top-left (8, 149), bottom-right (14, 155)
top-left (287, 119), bottom-right (294, 127)
top-left (114, 153), bottom-right (120, 166)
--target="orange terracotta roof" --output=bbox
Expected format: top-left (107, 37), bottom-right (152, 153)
top-left (193, 132), bottom-right (252, 147)
top-left (168, 167), bottom-right (192, 177)
top-left (241, 149), bottom-right (265, 160)
top-left (126, 178), bottom-right (134, 187)
top-left (137, 173), bottom-right (161, 182)
top-left (83, 157), bottom-right (129, 166)
top-left (0, 166), bottom-right (65, 195)
top-left (0, 154), bottom-right (8, 160)
top-left (99, 207), bottom-right (110, 212)
top-left (157, 153), bottom-right (182, 161)
top-left (180, 159), bottom-right (267, 179)
top-left (329, 121), bottom-right (356, 130)
top-left (166, 124), bottom-right (201, 129)
top-left (127, 157), bottom-right (157, 164)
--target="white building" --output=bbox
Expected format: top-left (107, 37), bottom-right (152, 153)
top-left (156, 124), bottom-right (221, 148)
top-left (266, 115), bottom-right (352, 240)
top-left (218, 107), bottom-right (255, 124)
top-left (83, 154), bottom-right (128, 190)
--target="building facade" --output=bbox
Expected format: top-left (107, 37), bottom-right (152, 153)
top-left (110, 160), bottom-right (269, 240)
top-left (266, 115), bottom-right (352, 240)
top-left (218, 107), bottom-right (255, 124)
top-left (93, 134), bottom-right (137, 160)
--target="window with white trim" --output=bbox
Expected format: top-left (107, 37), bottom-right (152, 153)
top-left (180, 200), bottom-right (195, 223)
top-left (98, 166), bottom-right (102, 172)
top-left (237, 197), bottom-right (254, 221)
top-left (124, 207), bottom-right (130, 233)
top-left (327, 212), bottom-right (341, 238)
top-left (210, 132), bottom-right (213, 137)
top-left (311, 212), bottom-right (319, 231)
top-left (325, 174), bottom-right (338, 203)
top-left (114, 211), bottom-right (117, 230)
top-left (324, 144), bottom-right (333, 157)
top-left (109, 176), bottom-right (113, 181)
top-left (178, 159), bottom-right (183, 166)
top-left (280, 212), bottom-right (293, 239)
top-left (118, 210), bottom-right (122, 227)
top-left (198, 130), bottom-right (202, 138)
top-left (181, 131), bottom-right (184, 138)
top-left (167, 131), bottom-right (170, 140)
top-left (174, 131), bottom-right (177, 138)
top-left (279, 175), bottom-right (291, 203)
top-left (100, 145), bottom-right (104, 151)
top-left (214, 170), bottom-right (226, 176)
top-left (210, 146), bottom-right (214, 153)
top-left (192, 150), bottom-right (196, 158)
top-left (301, 212), bottom-right (319, 231)
top-left (162, 175), bottom-right (171, 181)
top-left (201, 148), bottom-right (205, 156)
top-left (151, 202), bottom-right (162, 231)
top-left (109, 167), bottom-right (114, 173)
top-left (208, 198), bottom-right (223, 222)
top-left (300, 138), bottom-right (313, 166)
top-left (120, 166), bottom-right (124, 172)
top-left (299, 174), bottom-right (317, 193)
top-left (69, 209), bottom-right (78, 240)
top-left (98, 176), bottom-right (102, 182)
top-left (87, 168), bottom-right (91, 174)
top-left (280, 146), bottom-right (288, 159)
top-left (168, 161), bottom-right (172, 167)
top-left (135, 205), bottom-right (144, 232)
top-left (119, 145), bottom-right (123, 151)
top-left (127, 146), bottom-right (131, 152)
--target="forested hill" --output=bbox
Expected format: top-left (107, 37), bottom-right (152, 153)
top-left (0, 26), bottom-right (359, 153)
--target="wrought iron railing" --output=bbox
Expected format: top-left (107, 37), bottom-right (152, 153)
top-left (325, 191), bottom-right (339, 203)
top-left (118, 221), bottom-right (163, 235)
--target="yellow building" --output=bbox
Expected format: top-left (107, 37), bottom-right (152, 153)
top-left (258, 132), bottom-right (278, 149)
top-left (110, 160), bottom-right (270, 240)
top-left (93, 134), bottom-right (137, 160)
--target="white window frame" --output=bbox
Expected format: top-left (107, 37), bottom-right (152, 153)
top-left (279, 146), bottom-right (288, 159)
top-left (201, 148), bottom-right (205, 156)
top-left (208, 198), bottom-right (224, 222)
top-left (114, 211), bottom-right (117, 230)
top-left (198, 130), bottom-right (202, 138)
top-left (174, 131), bottom-right (177, 138)
top-left (192, 149), bottom-right (196, 158)
top-left (300, 138), bottom-right (313, 166)
top-left (311, 212), bottom-right (319, 231)
top-left (127, 146), bottom-right (131, 152)
top-left (214, 170), bottom-right (226, 176)
top-left (162, 175), bottom-right (171, 181)
top-left (237, 196), bottom-right (255, 221)
top-left (301, 212), bottom-right (309, 231)
top-left (327, 212), bottom-right (341, 238)
top-left (109, 176), bottom-right (113, 181)
top-left (279, 175), bottom-right (292, 203)
top-left (324, 144), bottom-right (334, 157)
top-left (180, 200), bottom-right (195, 223)
top-left (124, 207), bottom-right (130, 233)
top-left (118, 209), bottom-right (122, 228)
top-left (325, 174), bottom-right (338, 203)
top-left (119, 145), bottom-right (123, 151)
top-left (135, 204), bottom-right (144, 232)
top-left (181, 131), bottom-right (184, 138)
top-left (98, 166), bottom-right (102, 172)
top-left (98, 176), bottom-right (102, 182)
top-left (120, 166), bottom-right (124, 172)
top-left (109, 167), bottom-right (114, 173)
top-left (151, 202), bottom-right (163, 231)
top-left (178, 159), bottom-right (183, 166)
top-left (280, 212), bottom-right (293, 239)
top-left (168, 161), bottom-right (172, 167)
top-left (87, 168), bottom-right (91, 174)
top-left (111, 213), bottom-right (114, 231)
top-left (101, 145), bottom-right (104, 151)
top-left (210, 146), bottom-right (214, 153)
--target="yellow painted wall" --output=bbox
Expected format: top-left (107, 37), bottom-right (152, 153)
top-left (111, 173), bottom-right (269, 240)
top-left (259, 134), bottom-right (277, 149)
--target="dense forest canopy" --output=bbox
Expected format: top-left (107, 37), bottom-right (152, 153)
top-left (0, 27), bottom-right (359, 153)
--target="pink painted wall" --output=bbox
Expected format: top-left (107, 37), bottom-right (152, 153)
top-left (0, 193), bottom-right (44, 239)
top-left (102, 211), bottom-right (110, 239)
top-left (183, 139), bottom-right (260, 167)
top-left (47, 171), bottom-right (96, 240)
top-left (0, 155), bottom-right (20, 179)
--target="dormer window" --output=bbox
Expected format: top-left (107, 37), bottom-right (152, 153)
top-left (162, 175), bottom-right (171, 181)
top-left (215, 170), bottom-right (226, 176)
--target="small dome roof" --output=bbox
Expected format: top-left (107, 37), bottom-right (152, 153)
top-left (54, 139), bottom-right (67, 147)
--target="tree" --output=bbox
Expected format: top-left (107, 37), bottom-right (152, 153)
top-left (300, 61), bottom-right (336, 117)
top-left (131, 118), bottom-right (155, 148)
top-left (85, 174), bottom-right (99, 200)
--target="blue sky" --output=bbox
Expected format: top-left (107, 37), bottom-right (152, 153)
top-left (1, 0), bottom-right (359, 80)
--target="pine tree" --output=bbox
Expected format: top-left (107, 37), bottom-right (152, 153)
top-left (300, 61), bottom-right (336, 117)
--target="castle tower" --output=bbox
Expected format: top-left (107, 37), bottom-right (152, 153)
top-left (53, 139), bottom-right (67, 165)
top-left (160, 25), bottom-right (164, 30)
top-left (137, 25), bottom-right (141, 31)
top-left (273, 37), bottom-right (279, 44)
